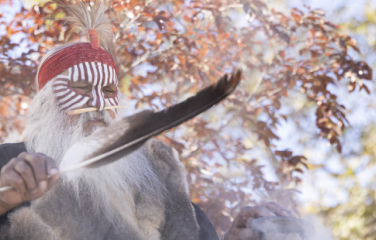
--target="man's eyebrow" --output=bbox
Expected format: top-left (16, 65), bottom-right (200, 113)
top-left (103, 84), bottom-right (117, 88)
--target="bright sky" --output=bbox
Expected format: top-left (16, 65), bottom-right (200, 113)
top-left (277, 0), bottom-right (375, 22)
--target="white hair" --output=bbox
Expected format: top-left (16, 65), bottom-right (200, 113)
top-left (25, 1), bottom-right (168, 227)
top-left (24, 79), bottom-right (167, 226)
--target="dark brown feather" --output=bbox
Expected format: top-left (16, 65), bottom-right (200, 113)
top-left (59, 70), bottom-right (241, 174)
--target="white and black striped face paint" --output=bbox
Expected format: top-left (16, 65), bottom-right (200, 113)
top-left (53, 62), bottom-right (119, 111)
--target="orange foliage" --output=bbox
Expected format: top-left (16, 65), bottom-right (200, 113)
top-left (0, 0), bottom-right (372, 236)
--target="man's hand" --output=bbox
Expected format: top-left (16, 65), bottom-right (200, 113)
top-left (223, 202), bottom-right (293, 240)
top-left (0, 152), bottom-right (60, 215)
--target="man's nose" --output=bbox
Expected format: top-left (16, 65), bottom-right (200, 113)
top-left (90, 85), bottom-right (105, 111)
top-left (86, 91), bottom-right (95, 108)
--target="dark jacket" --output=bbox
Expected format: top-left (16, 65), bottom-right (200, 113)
top-left (0, 142), bottom-right (219, 240)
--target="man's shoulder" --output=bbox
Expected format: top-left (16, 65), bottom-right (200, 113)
top-left (0, 142), bottom-right (26, 169)
top-left (144, 138), bottom-right (184, 170)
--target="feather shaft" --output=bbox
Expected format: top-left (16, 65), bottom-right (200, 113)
top-left (67, 105), bottom-right (127, 115)
top-left (0, 186), bottom-right (13, 192)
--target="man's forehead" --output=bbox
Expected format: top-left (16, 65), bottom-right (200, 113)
top-left (53, 63), bottom-right (120, 111)
top-left (59, 65), bottom-right (117, 83)
top-left (57, 69), bottom-right (118, 87)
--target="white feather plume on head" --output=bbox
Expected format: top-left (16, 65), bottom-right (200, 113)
top-left (55, 0), bottom-right (116, 57)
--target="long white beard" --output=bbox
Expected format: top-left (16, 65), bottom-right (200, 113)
top-left (24, 80), bottom-right (167, 226)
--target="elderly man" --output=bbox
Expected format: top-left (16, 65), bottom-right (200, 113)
top-left (0, 1), bottom-right (292, 239)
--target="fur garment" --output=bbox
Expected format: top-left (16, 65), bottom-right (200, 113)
top-left (1, 140), bottom-right (200, 240)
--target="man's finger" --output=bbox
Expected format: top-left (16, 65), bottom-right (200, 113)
top-left (26, 183), bottom-right (48, 200)
top-left (22, 153), bottom-right (48, 183)
top-left (45, 156), bottom-right (59, 176)
top-left (3, 157), bottom-right (21, 170)
top-left (2, 168), bottom-right (27, 193)
top-left (0, 157), bottom-right (26, 193)
top-left (14, 160), bottom-right (37, 191)
top-left (264, 202), bottom-right (291, 217)
top-left (17, 152), bottom-right (28, 159)
top-left (45, 157), bottom-right (60, 189)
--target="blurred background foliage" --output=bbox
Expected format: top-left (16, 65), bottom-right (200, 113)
top-left (270, 0), bottom-right (376, 239)
top-left (1, 0), bottom-right (376, 239)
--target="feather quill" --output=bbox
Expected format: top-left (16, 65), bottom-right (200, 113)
top-left (59, 70), bottom-right (241, 179)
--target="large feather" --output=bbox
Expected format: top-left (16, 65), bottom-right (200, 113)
top-left (59, 70), bottom-right (241, 179)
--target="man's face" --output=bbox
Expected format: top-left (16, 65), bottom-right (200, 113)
top-left (69, 80), bottom-right (117, 130)
top-left (53, 63), bottom-right (119, 111)
top-left (52, 63), bottom-right (119, 131)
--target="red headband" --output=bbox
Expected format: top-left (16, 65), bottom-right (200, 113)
top-left (38, 42), bottom-right (117, 90)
